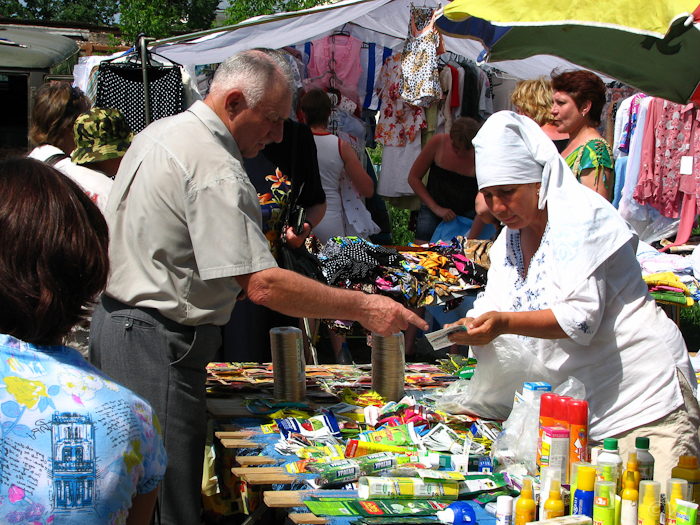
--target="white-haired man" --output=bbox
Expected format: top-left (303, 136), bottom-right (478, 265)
top-left (89, 49), bottom-right (427, 525)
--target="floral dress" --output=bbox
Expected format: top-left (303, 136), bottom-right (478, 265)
top-left (0, 334), bottom-right (166, 524)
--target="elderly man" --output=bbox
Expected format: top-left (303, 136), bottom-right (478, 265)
top-left (89, 49), bottom-right (427, 525)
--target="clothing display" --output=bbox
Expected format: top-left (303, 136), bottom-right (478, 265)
top-left (469, 112), bottom-right (697, 440)
top-left (90, 100), bottom-right (277, 525)
top-left (96, 60), bottom-right (184, 133)
top-left (400, 6), bottom-right (443, 107)
top-left (0, 333), bottom-right (166, 524)
top-left (565, 137), bottom-right (614, 192)
top-left (29, 144), bottom-right (113, 213)
top-left (307, 34), bottom-right (363, 94)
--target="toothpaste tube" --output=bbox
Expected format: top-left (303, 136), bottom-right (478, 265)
top-left (675, 500), bottom-right (698, 525)
top-left (354, 452), bottom-right (398, 476)
top-left (306, 458), bottom-right (361, 486)
top-left (345, 439), bottom-right (418, 458)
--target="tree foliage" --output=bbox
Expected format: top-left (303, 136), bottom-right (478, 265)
top-left (118, 0), bottom-right (219, 43)
top-left (0, 0), bottom-right (118, 25)
top-left (224, 0), bottom-right (325, 26)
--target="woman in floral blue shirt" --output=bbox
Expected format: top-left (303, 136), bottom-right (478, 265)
top-left (0, 158), bottom-right (166, 524)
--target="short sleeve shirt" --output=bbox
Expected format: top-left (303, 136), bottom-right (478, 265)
top-left (105, 101), bottom-right (278, 326)
top-left (0, 334), bottom-right (166, 524)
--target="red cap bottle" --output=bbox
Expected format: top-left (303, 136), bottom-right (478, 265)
top-left (553, 395), bottom-right (571, 429)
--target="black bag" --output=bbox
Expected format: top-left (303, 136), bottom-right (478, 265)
top-left (275, 122), bottom-right (326, 283)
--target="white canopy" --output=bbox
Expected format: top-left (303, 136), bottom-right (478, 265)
top-left (152, 0), bottom-right (600, 80)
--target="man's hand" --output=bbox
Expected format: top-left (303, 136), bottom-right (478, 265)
top-left (357, 294), bottom-right (429, 336)
top-left (434, 206), bottom-right (457, 222)
top-left (282, 223), bottom-right (312, 249)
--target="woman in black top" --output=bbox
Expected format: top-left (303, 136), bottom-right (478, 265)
top-left (408, 117), bottom-right (481, 244)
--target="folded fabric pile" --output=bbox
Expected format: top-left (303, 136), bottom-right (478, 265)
top-left (643, 271), bottom-right (695, 307)
top-left (316, 237), bottom-right (488, 309)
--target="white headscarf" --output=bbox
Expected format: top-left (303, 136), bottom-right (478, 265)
top-left (473, 111), bottom-right (635, 297)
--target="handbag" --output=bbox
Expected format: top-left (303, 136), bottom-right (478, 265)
top-left (275, 123), bottom-right (326, 283)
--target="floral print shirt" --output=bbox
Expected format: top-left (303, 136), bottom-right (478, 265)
top-left (0, 334), bottom-right (166, 524)
top-left (374, 53), bottom-right (426, 147)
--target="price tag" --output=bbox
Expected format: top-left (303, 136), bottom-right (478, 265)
top-left (680, 155), bottom-right (693, 175)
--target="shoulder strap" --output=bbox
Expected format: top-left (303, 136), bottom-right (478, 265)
top-left (44, 153), bottom-right (69, 167)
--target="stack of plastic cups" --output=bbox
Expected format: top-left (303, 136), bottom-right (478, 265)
top-left (270, 326), bottom-right (306, 402)
top-left (371, 332), bottom-right (405, 401)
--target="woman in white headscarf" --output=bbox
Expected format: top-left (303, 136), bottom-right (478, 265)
top-left (446, 111), bottom-right (698, 482)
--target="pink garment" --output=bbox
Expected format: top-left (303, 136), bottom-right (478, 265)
top-left (634, 98), bottom-right (700, 218)
top-left (374, 53), bottom-right (427, 147)
top-left (307, 34), bottom-right (363, 91)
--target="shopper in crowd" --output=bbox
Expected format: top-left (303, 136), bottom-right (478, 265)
top-left (299, 88), bottom-right (377, 364)
top-left (89, 49), bottom-right (427, 525)
top-left (551, 69), bottom-right (614, 200)
top-left (407, 117), bottom-right (481, 244)
top-left (72, 107), bottom-right (134, 179)
top-left (447, 111), bottom-right (699, 480)
top-left (0, 157), bottom-right (165, 524)
top-left (27, 82), bottom-right (113, 212)
top-left (510, 77), bottom-right (569, 153)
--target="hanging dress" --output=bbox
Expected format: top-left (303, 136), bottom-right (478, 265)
top-left (399, 6), bottom-right (443, 107)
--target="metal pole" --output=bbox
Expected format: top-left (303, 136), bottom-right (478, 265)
top-left (138, 33), bottom-right (152, 127)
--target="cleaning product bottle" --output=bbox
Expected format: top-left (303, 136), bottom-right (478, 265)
top-left (637, 480), bottom-right (661, 525)
top-left (596, 438), bottom-right (623, 493)
top-left (621, 451), bottom-right (641, 491)
top-left (571, 461), bottom-right (593, 503)
top-left (538, 393), bottom-right (557, 471)
top-left (573, 466), bottom-right (597, 518)
top-left (593, 480), bottom-right (616, 525)
top-left (635, 437), bottom-right (655, 481)
top-left (667, 479), bottom-right (690, 525)
top-left (620, 471), bottom-right (639, 525)
top-left (515, 477), bottom-right (537, 525)
top-left (496, 495), bottom-right (514, 525)
top-left (672, 455), bottom-right (700, 504)
top-left (568, 399), bottom-right (589, 466)
top-left (544, 479), bottom-right (565, 519)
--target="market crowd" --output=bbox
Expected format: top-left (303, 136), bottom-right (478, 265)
top-left (0, 45), bottom-right (696, 525)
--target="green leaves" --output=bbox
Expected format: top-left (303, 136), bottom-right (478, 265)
top-left (223, 0), bottom-right (324, 26)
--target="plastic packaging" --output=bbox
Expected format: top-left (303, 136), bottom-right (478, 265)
top-left (667, 479), bottom-right (690, 525)
top-left (497, 495), bottom-right (514, 525)
top-left (637, 480), bottom-right (661, 525)
top-left (358, 476), bottom-right (460, 500)
top-left (592, 480), bottom-right (616, 525)
top-left (672, 455), bottom-right (700, 504)
top-left (635, 437), bottom-right (655, 481)
top-left (621, 452), bottom-right (641, 491)
top-left (544, 479), bottom-right (565, 519)
top-left (573, 466), bottom-right (596, 518)
top-left (596, 438), bottom-right (623, 493)
top-left (571, 462), bottom-right (592, 500)
top-left (620, 471), bottom-right (639, 525)
top-left (674, 499), bottom-right (698, 525)
top-left (515, 477), bottom-right (537, 525)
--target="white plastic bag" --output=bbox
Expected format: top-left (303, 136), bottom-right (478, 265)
top-left (436, 335), bottom-right (552, 420)
top-left (492, 376), bottom-right (586, 476)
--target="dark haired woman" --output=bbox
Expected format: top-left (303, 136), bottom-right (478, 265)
top-left (551, 70), bottom-right (614, 201)
top-left (0, 158), bottom-right (165, 524)
top-left (407, 117), bottom-right (482, 244)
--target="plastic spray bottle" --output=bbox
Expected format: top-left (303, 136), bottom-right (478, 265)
top-left (573, 466), bottom-right (597, 518)
top-left (571, 461), bottom-right (592, 502)
top-left (637, 480), bottom-right (661, 525)
top-left (635, 437), bottom-right (655, 481)
top-left (620, 471), bottom-right (639, 525)
top-left (621, 452), bottom-right (641, 491)
top-left (593, 480), bottom-right (616, 525)
top-left (515, 477), bottom-right (536, 525)
top-left (544, 479), bottom-right (565, 519)
top-left (667, 479), bottom-right (690, 525)
top-left (597, 438), bottom-right (623, 493)
top-left (672, 455), bottom-right (700, 504)
top-left (539, 467), bottom-right (561, 519)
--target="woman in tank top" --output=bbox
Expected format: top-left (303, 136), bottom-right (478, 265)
top-left (407, 117), bottom-right (481, 244)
